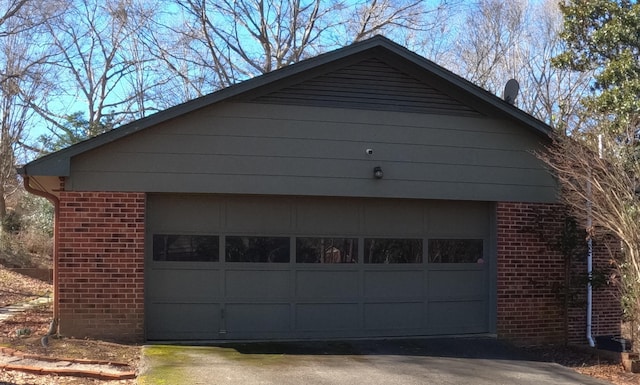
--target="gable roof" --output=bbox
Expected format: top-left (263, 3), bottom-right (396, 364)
top-left (245, 56), bottom-right (485, 116)
top-left (20, 35), bottom-right (552, 177)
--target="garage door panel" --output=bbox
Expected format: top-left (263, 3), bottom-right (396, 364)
top-left (364, 271), bottom-right (423, 299)
top-left (428, 202), bottom-right (489, 237)
top-left (363, 203), bottom-right (424, 236)
top-left (147, 269), bottom-right (221, 300)
top-left (428, 270), bottom-right (486, 301)
top-left (148, 195), bottom-right (223, 233)
top-left (428, 300), bottom-right (487, 334)
top-left (295, 202), bottom-right (359, 234)
top-left (226, 304), bottom-right (290, 332)
top-left (364, 302), bottom-right (423, 330)
top-left (225, 270), bottom-right (289, 299)
top-left (295, 303), bottom-right (360, 331)
top-left (295, 270), bottom-right (359, 299)
top-left (147, 303), bottom-right (220, 340)
top-left (226, 199), bottom-right (292, 232)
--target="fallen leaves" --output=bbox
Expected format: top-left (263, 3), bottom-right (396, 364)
top-left (527, 345), bottom-right (640, 385)
top-left (0, 268), bottom-right (51, 307)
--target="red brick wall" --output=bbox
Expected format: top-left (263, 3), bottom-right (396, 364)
top-left (57, 191), bottom-right (145, 342)
top-left (496, 202), bottom-right (620, 346)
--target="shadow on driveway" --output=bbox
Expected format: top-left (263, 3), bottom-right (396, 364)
top-left (138, 337), bottom-right (613, 385)
top-left (223, 337), bottom-right (534, 358)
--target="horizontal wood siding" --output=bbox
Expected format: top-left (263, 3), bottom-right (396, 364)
top-left (68, 102), bottom-right (556, 203)
top-left (250, 58), bottom-right (482, 116)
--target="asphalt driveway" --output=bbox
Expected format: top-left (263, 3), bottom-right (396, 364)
top-left (137, 337), bottom-right (613, 385)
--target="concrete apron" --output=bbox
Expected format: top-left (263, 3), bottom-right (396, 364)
top-left (137, 338), bottom-right (613, 385)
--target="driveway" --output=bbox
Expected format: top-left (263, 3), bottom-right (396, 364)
top-left (137, 337), bottom-right (612, 385)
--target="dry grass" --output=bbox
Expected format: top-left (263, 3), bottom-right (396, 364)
top-left (16, 231), bottom-right (53, 260)
top-left (0, 233), bottom-right (52, 269)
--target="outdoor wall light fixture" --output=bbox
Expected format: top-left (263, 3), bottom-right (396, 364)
top-left (373, 166), bottom-right (383, 179)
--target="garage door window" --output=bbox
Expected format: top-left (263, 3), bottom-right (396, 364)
top-left (152, 234), bottom-right (219, 262)
top-left (428, 239), bottom-right (484, 263)
top-left (364, 238), bottom-right (422, 263)
top-left (296, 237), bottom-right (358, 263)
top-left (226, 236), bottom-right (290, 263)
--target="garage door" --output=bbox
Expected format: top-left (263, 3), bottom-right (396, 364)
top-left (145, 194), bottom-right (493, 340)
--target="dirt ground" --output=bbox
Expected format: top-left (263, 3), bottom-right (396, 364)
top-left (0, 268), bottom-right (137, 385)
top-left (526, 345), bottom-right (639, 385)
top-left (0, 303), bottom-right (139, 385)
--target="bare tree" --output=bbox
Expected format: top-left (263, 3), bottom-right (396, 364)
top-left (540, 132), bottom-right (640, 326)
top-left (150, 0), bottom-right (458, 102)
top-left (114, 0), bottom-right (164, 120)
top-left (0, 0), bottom-right (60, 225)
top-left (454, 0), bottom-right (527, 91)
top-left (36, 0), bottom-right (161, 138)
top-left (450, 0), bottom-right (591, 130)
top-left (0, 0), bottom-right (32, 37)
top-left (515, 0), bottom-right (592, 132)
top-left (0, 34), bottom-right (22, 222)
top-left (158, 0), bottom-right (344, 95)
top-left (344, 0), bottom-right (452, 43)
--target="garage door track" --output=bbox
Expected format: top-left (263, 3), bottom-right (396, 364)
top-left (137, 337), bottom-right (613, 385)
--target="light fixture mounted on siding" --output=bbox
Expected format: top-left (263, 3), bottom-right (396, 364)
top-left (373, 166), bottom-right (383, 179)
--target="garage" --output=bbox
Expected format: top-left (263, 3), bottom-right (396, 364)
top-left (23, 36), bottom-right (586, 344)
top-left (146, 194), bottom-right (493, 340)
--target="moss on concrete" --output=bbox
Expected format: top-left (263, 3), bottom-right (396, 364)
top-left (209, 346), bottom-right (287, 366)
top-left (137, 346), bottom-right (191, 385)
top-left (138, 344), bottom-right (294, 384)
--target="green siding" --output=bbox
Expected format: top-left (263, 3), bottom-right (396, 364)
top-left (69, 102), bottom-right (556, 203)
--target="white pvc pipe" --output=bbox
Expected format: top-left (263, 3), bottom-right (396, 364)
top-left (598, 134), bottom-right (603, 158)
top-left (587, 222), bottom-right (595, 347)
top-left (586, 135), bottom-right (602, 349)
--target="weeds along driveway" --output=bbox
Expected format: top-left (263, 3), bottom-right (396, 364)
top-left (137, 338), bottom-right (613, 385)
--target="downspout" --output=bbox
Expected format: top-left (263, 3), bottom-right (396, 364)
top-left (22, 174), bottom-right (60, 334)
top-left (586, 135), bottom-right (604, 348)
top-left (586, 184), bottom-right (595, 348)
